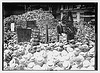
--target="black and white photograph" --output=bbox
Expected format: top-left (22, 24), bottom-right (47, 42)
top-left (2, 2), bottom-right (98, 71)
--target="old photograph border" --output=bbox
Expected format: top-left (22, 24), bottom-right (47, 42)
top-left (1, 1), bottom-right (99, 72)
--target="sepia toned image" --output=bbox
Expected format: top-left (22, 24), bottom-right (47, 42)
top-left (2, 2), bottom-right (98, 71)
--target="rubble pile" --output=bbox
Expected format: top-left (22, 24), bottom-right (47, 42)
top-left (74, 21), bottom-right (95, 43)
top-left (3, 9), bottom-right (95, 71)
top-left (3, 38), bottom-right (95, 70)
top-left (4, 9), bottom-right (56, 43)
